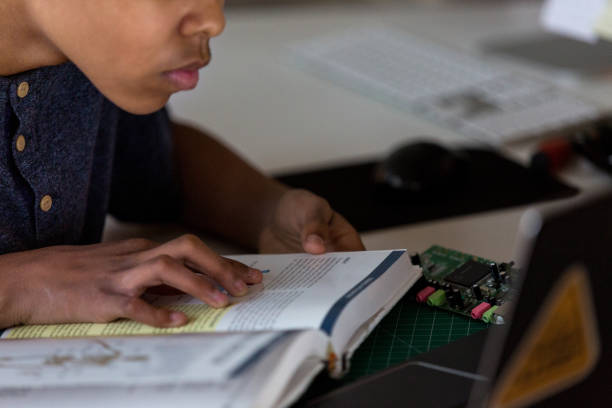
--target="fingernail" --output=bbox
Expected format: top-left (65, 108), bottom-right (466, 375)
top-left (234, 280), bottom-right (247, 294)
top-left (306, 234), bottom-right (324, 246)
top-left (170, 312), bottom-right (186, 326)
top-left (248, 268), bottom-right (262, 280)
top-left (212, 291), bottom-right (228, 306)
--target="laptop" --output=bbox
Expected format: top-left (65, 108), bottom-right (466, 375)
top-left (302, 190), bottom-right (612, 407)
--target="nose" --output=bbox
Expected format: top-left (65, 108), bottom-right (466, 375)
top-left (179, 0), bottom-right (226, 38)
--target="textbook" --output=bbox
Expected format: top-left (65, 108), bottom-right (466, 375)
top-left (0, 250), bottom-right (421, 408)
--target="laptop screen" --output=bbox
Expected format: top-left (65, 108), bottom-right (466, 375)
top-left (471, 191), bottom-right (612, 407)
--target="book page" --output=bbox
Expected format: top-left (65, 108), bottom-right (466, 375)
top-left (2, 250), bottom-right (406, 339)
top-left (0, 331), bottom-right (324, 408)
top-left (0, 332), bottom-right (284, 388)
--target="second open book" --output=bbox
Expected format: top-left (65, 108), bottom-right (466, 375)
top-left (0, 250), bottom-right (421, 407)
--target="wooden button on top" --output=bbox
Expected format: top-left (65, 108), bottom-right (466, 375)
top-left (17, 82), bottom-right (30, 98)
top-left (16, 135), bottom-right (26, 152)
top-left (40, 195), bottom-right (53, 212)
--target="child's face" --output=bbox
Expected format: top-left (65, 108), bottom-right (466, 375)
top-left (30, 0), bottom-right (225, 114)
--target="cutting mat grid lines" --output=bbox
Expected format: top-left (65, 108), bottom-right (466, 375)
top-left (344, 298), bottom-right (487, 381)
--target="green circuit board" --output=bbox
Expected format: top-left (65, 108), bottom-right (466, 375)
top-left (416, 245), bottom-right (518, 325)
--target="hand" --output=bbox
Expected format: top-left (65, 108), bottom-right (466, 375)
top-left (257, 189), bottom-right (365, 254)
top-left (0, 235), bottom-right (262, 329)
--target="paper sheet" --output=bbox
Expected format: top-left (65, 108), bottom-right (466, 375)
top-left (541, 0), bottom-right (608, 43)
top-left (0, 332), bottom-right (303, 408)
top-left (0, 332), bottom-right (283, 388)
top-left (595, 1), bottom-right (612, 41)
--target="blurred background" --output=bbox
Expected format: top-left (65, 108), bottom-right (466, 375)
top-left (109, 0), bottom-right (612, 257)
top-left (169, 0), bottom-right (612, 168)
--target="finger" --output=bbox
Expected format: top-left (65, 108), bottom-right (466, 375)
top-left (300, 203), bottom-right (333, 255)
top-left (134, 235), bottom-right (260, 296)
top-left (223, 257), bottom-right (263, 284)
top-left (328, 212), bottom-right (366, 251)
top-left (136, 234), bottom-right (263, 296)
top-left (114, 238), bottom-right (160, 254)
top-left (60, 238), bottom-right (159, 256)
top-left (146, 285), bottom-right (184, 295)
top-left (111, 295), bottom-right (188, 328)
top-left (119, 255), bottom-right (229, 307)
top-left (82, 238), bottom-right (160, 259)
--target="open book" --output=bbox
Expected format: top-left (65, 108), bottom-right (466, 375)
top-left (0, 250), bottom-right (421, 407)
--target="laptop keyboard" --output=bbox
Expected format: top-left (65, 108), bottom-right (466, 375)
top-left (291, 27), bottom-right (600, 145)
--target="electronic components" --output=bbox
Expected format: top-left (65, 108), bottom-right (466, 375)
top-left (482, 305), bottom-right (499, 324)
top-left (448, 288), bottom-right (464, 309)
top-left (490, 301), bottom-right (515, 325)
top-left (426, 289), bottom-right (447, 307)
top-left (444, 260), bottom-right (490, 288)
top-left (471, 302), bottom-right (492, 319)
top-left (416, 286), bottom-right (436, 303)
top-left (472, 284), bottom-right (483, 300)
top-left (489, 262), bottom-right (501, 287)
top-left (416, 245), bottom-right (518, 325)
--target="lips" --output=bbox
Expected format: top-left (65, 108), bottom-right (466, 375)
top-left (165, 69), bottom-right (200, 90)
top-left (164, 60), bottom-right (209, 90)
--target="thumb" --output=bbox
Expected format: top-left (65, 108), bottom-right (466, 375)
top-left (301, 217), bottom-right (330, 254)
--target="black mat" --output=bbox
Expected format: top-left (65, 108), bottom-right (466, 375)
top-left (275, 149), bottom-right (578, 232)
top-left (483, 33), bottom-right (612, 76)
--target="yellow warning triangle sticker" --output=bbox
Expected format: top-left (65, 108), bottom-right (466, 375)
top-left (489, 264), bottom-right (600, 408)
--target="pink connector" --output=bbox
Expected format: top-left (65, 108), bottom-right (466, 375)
top-left (416, 286), bottom-right (436, 303)
top-left (471, 302), bottom-right (492, 320)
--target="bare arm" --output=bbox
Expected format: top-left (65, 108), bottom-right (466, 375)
top-left (171, 121), bottom-right (286, 250)
top-left (171, 121), bottom-right (365, 254)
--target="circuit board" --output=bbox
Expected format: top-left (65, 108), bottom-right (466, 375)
top-left (412, 245), bottom-right (518, 325)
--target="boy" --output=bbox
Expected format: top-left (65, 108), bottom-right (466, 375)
top-left (0, 1), bottom-right (364, 330)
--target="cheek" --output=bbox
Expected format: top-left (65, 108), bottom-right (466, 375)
top-left (75, 32), bottom-right (175, 114)
top-left (35, 1), bottom-right (178, 114)
top-left (77, 60), bottom-right (167, 114)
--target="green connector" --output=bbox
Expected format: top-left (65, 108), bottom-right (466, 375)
top-left (427, 289), bottom-right (446, 306)
top-left (482, 305), bottom-right (499, 323)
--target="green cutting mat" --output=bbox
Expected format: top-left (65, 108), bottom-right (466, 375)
top-left (300, 289), bottom-right (489, 401)
top-left (343, 291), bottom-right (488, 382)
top-left (298, 285), bottom-right (490, 402)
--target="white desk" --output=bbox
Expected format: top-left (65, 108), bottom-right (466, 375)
top-left (104, 0), bottom-right (612, 262)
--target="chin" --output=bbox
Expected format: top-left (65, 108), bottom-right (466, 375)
top-left (111, 93), bottom-right (170, 115)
